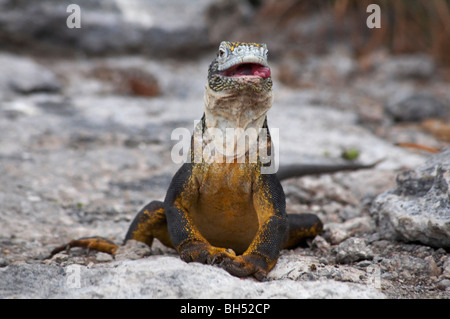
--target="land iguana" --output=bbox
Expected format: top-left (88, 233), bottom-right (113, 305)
top-left (50, 41), bottom-right (379, 280)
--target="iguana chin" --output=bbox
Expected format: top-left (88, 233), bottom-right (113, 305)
top-left (50, 41), bottom-right (377, 280)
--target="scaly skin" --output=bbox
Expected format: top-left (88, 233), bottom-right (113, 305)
top-left (51, 42), bottom-right (378, 280)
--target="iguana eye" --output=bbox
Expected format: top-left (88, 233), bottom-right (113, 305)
top-left (219, 48), bottom-right (226, 58)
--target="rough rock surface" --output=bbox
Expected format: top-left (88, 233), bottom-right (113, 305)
top-left (335, 238), bottom-right (374, 264)
top-left (371, 148), bottom-right (450, 248)
top-left (0, 256), bottom-right (385, 299)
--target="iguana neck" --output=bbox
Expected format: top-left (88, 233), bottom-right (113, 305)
top-left (203, 83), bottom-right (273, 132)
top-left (201, 84), bottom-right (273, 161)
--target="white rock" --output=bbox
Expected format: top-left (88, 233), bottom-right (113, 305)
top-left (0, 256), bottom-right (385, 299)
top-left (371, 147), bottom-right (450, 248)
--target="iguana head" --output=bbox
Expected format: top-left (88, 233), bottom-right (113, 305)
top-left (200, 41), bottom-right (274, 162)
top-left (207, 41), bottom-right (272, 92)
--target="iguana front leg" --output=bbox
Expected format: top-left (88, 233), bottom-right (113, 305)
top-left (220, 173), bottom-right (288, 280)
top-left (165, 204), bottom-right (237, 264)
top-left (220, 215), bottom-right (287, 280)
top-left (164, 163), bottom-right (236, 264)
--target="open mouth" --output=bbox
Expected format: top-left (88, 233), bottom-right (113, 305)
top-left (220, 63), bottom-right (271, 79)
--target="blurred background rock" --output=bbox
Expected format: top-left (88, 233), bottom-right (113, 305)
top-left (1, 0), bottom-right (449, 63)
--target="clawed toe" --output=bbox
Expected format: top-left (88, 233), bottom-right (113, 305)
top-left (48, 237), bottom-right (118, 258)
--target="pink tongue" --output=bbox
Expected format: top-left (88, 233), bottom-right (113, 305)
top-left (252, 65), bottom-right (271, 78)
top-left (226, 64), bottom-right (271, 78)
